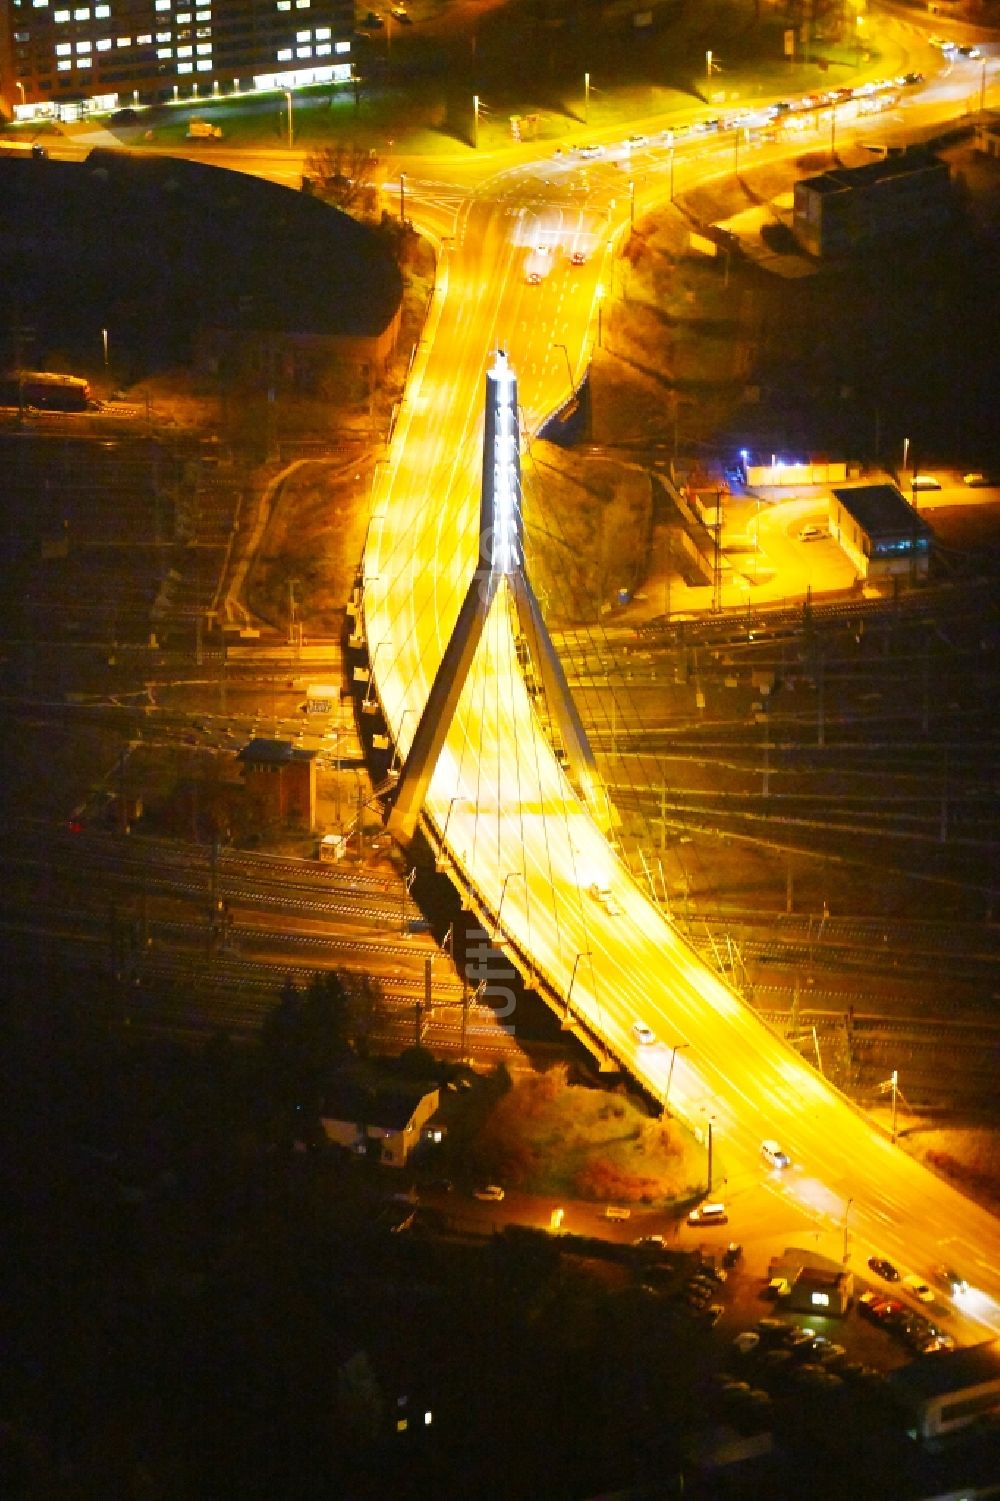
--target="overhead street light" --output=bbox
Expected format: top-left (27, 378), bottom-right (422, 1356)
top-left (283, 88), bottom-right (293, 148)
top-left (565, 950), bottom-right (592, 1022)
top-left (494, 869), bottom-right (524, 942)
top-left (663, 1040), bottom-right (690, 1117)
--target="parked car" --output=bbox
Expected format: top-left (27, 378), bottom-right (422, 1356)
top-left (474, 1184), bottom-right (505, 1202)
top-left (798, 523), bottom-right (827, 542)
top-left (857, 1291), bottom-right (891, 1322)
top-left (632, 1021), bottom-right (656, 1046)
top-left (867, 1256), bottom-right (900, 1282)
top-left (733, 1331), bottom-right (760, 1356)
top-left (902, 1274), bottom-right (935, 1304)
top-left (634, 1233), bottom-right (666, 1251)
top-left (760, 1139), bottom-right (790, 1169)
top-left (931, 1264), bottom-right (969, 1295)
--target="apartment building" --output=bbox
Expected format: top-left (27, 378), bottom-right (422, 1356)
top-left (0, 0), bottom-right (354, 119)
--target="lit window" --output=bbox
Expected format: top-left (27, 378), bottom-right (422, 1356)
top-left (195, 57), bottom-right (210, 68)
top-left (96, 36), bottom-right (111, 48)
top-left (296, 44), bottom-right (311, 56)
top-left (196, 24), bottom-right (210, 34)
top-left (56, 41), bottom-right (71, 53)
top-left (178, 60), bottom-right (192, 71)
top-left (73, 6), bottom-right (89, 16)
top-left (276, 1), bottom-right (290, 7)
top-left (315, 41), bottom-right (330, 54)
top-left (277, 46), bottom-right (291, 59)
top-left (196, 41), bottom-right (211, 53)
top-left (136, 32), bottom-right (152, 42)
top-left (811, 1292), bottom-right (831, 1308)
top-left (314, 25), bottom-right (329, 37)
top-left (196, 8), bottom-right (210, 17)
top-left (75, 38), bottom-right (91, 50)
top-left (155, 0), bottom-right (170, 7)
top-left (177, 43), bottom-right (191, 55)
top-left (176, 11), bottom-right (190, 19)
top-left (33, 0), bottom-right (50, 8)
top-left (296, 28), bottom-right (309, 39)
top-left (54, 8), bottom-right (70, 18)
top-left (295, 0), bottom-right (310, 7)
top-left (335, 39), bottom-right (349, 52)
top-left (117, 36), bottom-right (132, 46)
top-left (156, 30), bottom-right (170, 40)
top-left (57, 57), bottom-right (72, 68)
top-left (94, 1), bottom-right (109, 11)
top-left (77, 55), bottom-right (91, 65)
top-left (156, 46), bottom-right (172, 57)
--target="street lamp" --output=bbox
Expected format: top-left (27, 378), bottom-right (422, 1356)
top-left (494, 869), bottom-right (524, 941)
top-left (101, 327), bottom-right (109, 369)
top-left (565, 950), bottom-right (592, 1022)
top-left (583, 71), bottom-right (590, 124)
top-left (401, 866), bottom-right (417, 935)
top-left (663, 1040), bottom-right (690, 1117)
top-left (399, 171), bottom-right (406, 223)
top-left (706, 49), bottom-right (714, 78)
top-left (553, 342), bottom-right (575, 400)
top-left (283, 88), bottom-right (293, 148)
top-left (472, 93), bottom-right (480, 150)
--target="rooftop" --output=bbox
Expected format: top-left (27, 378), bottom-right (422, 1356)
top-left (832, 483), bottom-right (934, 541)
top-left (888, 1338), bottom-right (1000, 1403)
top-left (237, 737), bottom-right (317, 767)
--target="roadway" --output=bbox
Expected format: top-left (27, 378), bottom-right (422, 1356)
top-left (360, 35), bottom-right (1000, 1333)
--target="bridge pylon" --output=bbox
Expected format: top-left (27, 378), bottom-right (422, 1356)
top-left (386, 348), bottom-right (609, 843)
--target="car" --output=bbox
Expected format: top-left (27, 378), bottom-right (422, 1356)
top-left (857, 1290), bottom-right (890, 1322)
top-left (898, 71), bottom-right (923, 86)
top-left (733, 1330), bottom-right (760, 1356)
top-left (922, 1333), bottom-right (956, 1354)
top-left (687, 1201), bottom-right (728, 1226)
top-left (910, 474), bottom-right (941, 491)
top-left (576, 143), bottom-right (605, 158)
top-left (955, 44), bottom-right (982, 59)
top-left (570, 249), bottom-right (587, 265)
top-left (474, 1184), bottom-right (505, 1202)
top-left (931, 1264), bottom-right (969, 1296)
top-left (867, 1256), bottom-right (900, 1282)
top-left (632, 1021), bottom-right (656, 1046)
top-left (902, 1274), bottom-right (935, 1304)
top-left (625, 133), bottom-right (649, 148)
top-left (798, 524), bottom-right (827, 542)
top-left (634, 1233), bottom-right (666, 1251)
top-left (603, 1204), bottom-right (631, 1221)
top-left (360, 9), bottom-right (384, 26)
top-left (783, 1327), bottom-right (817, 1354)
top-left (760, 1139), bottom-right (790, 1169)
top-left (589, 882), bottom-right (623, 916)
top-left (963, 472), bottom-right (994, 488)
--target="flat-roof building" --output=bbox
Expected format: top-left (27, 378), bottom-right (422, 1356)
top-left (793, 149), bottom-right (951, 258)
top-left (830, 482), bottom-right (933, 583)
top-left (888, 1338), bottom-right (1000, 1442)
top-left (1, 0), bottom-right (353, 121)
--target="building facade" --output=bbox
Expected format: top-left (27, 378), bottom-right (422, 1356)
top-left (1, 0), bottom-right (353, 120)
top-left (830, 482), bottom-right (933, 584)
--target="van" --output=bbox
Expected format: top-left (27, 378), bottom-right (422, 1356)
top-left (687, 1202), bottom-right (728, 1226)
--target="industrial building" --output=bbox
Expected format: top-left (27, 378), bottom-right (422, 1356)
top-left (830, 482), bottom-right (933, 584)
top-left (793, 148), bottom-right (952, 257)
top-left (237, 736), bottom-right (317, 831)
top-left (0, 0), bottom-right (353, 120)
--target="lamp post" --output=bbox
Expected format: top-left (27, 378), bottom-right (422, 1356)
top-left (494, 870), bottom-right (524, 941)
top-left (663, 1040), bottom-right (690, 1117)
top-left (553, 342), bottom-right (575, 400)
top-left (565, 950), bottom-right (592, 1021)
top-left (399, 171), bottom-right (406, 224)
top-left (401, 866), bottom-right (416, 935)
top-left (283, 88), bottom-right (293, 148)
top-left (473, 93), bottom-right (480, 149)
top-left (706, 49), bottom-right (713, 78)
top-left (584, 71), bottom-right (590, 124)
top-left (101, 327), bottom-right (109, 369)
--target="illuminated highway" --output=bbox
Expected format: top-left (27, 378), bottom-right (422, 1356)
top-left (360, 32), bottom-right (1000, 1334)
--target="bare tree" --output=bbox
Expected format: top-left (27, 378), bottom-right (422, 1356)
top-left (302, 143), bottom-right (381, 218)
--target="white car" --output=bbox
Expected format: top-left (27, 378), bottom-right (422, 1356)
top-left (902, 1274), bottom-right (935, 1304)
top-left (632, 1021), bottom-right (656, 1046)
top-left (687, 1201), bottom-right (728, 1226)
top-left (798, 524), bottom-right (827, 542)
top-left (761, 1139), bottom-right (790, 1169)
